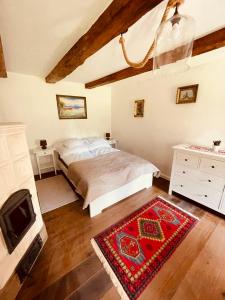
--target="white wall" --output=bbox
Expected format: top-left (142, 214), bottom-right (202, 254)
top-left (0, 72), bottom-right (111, 173)
top-left (111, 59), bottom-right (225, 179)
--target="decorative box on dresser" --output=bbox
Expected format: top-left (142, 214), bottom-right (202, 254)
top-left (169, 144), bottom-right (225, 215)
top-left (0, 123), bottom-right (47, 299)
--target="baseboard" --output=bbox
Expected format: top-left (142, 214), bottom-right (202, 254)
top-left (160, 173), bottom-right (170, 181)
top-left (34, 170), bottom-right (62, 181)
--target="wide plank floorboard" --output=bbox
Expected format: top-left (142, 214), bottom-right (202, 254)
top-left (66, 269), bottom-right (112, 300)
top-left (16, 178), bottom-right (225, 300)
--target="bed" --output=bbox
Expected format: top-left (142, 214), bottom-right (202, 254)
top-left (54, 138), bottom-right (159, 217)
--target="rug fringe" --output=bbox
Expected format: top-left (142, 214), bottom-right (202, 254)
top-left (158, 195), bottom-right (200, 220)
top-left (91, 239), bottom-right (129, 300)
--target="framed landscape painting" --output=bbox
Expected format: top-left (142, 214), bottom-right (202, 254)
top-left (56, 95), bottom-right (87, 119)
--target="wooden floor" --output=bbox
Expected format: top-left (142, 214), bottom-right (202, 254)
top-left (15, 178), bottom-right (225, 300)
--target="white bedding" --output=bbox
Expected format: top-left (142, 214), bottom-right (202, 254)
top-left (55, 137), bottom-right (158, 217)
top-left (54, 137), bottom-right (119, 166)
top-left (61, 147), bottom-right (118, 166)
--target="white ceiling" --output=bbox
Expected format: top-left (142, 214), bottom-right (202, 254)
top-left (1, 0), bottom-right (225, 84)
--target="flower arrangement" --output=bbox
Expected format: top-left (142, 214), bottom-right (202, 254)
top-left (213, 140), bottom-right (221, 146)
top-left (213, 140), bottom-right (221, 152)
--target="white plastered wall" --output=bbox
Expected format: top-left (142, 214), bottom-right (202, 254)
top-left (0, 72), bottom-right (111, 174)
top-left (111, 58), bottom-right (225, 178)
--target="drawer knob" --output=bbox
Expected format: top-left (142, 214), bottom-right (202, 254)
top-left (185, 159), bottom-right (188, 162)
top-left (182, 171), bottom-right (186, 174)
top-left (211, 165), bottom-right (215, 168)
top-left (204, 195), bottom-right (208, 198)
top-left (180, 185), bottom-right (183, 187)
top-left (208, 179), bottom-right (211, 183)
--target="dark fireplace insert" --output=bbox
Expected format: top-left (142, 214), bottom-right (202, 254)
top-left (0, 189), bottom-right (36, 254)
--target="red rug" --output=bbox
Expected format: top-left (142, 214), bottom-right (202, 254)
top-left (91, 196), bottom-right (198, 300)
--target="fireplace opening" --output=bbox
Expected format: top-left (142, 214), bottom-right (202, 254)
top-left (0, 189), bottom-right (36, 254)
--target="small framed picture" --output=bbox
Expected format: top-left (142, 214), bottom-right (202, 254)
top-left (56, 95), bottom-right (87, 119)
top-left (176, 84), bottom-right (199, 104)
top-left (134, 99), bottom-right (144, 117)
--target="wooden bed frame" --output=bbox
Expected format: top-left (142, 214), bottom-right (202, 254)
top-left (56, 152), bottom-right (153, 217)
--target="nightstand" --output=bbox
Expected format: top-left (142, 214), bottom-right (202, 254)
top-left (33, 148), bottom-right (57, 179)
top-left (107, 139), bottom-right (118, 149)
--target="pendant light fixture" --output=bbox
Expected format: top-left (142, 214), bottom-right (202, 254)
top-left (119, 0), bottom-right (195, 71)
top-left (153, 2), bottom-right (195, 71)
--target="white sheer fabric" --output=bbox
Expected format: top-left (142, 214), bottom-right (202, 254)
top-left (153, 4), bottom-right (195, 72)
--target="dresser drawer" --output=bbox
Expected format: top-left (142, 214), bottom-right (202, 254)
top-left (37, 149), bottom-right (53, 156)
top-left (172, 178), bottom-right (222, 210)
top-left (171, 176), bottom-right (194, 195)
top-left (192, 186), bottom-right (222, 210)
top-left (199, 158), bottom-right (225, 178)
top-left (196, 172), bottom-right (225, 191)
top-left (173, 167), bottom-right (225, 191)
top-left (174, 165), bottom-right (198, 179)
top-left (176, 152), bottom-right (199, 168)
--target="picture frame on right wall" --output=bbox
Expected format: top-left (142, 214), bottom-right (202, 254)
top-left (176, 84), bottom-right (199, 104)
top-left (134, 99), bottom-right (145, 117)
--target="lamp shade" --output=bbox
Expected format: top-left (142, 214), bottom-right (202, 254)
top-left (40, 139), bottom-right (47, 149)
top-left (153, 9), bottom-right (195, 72)
top-left (105, 133), bottom-right (111, 140)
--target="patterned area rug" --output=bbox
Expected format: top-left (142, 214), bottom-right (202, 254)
top-left (91, 196), bottom-right (198, 300)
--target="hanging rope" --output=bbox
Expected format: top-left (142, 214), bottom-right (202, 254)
top-left (119, 0), bottom-right (184, 68)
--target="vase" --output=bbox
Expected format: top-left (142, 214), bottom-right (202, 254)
top-left (213, 145), bottom-right (221, 152)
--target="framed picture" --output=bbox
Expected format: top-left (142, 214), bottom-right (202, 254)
top-left (176, 84), bottom-right (199, 104)
top-left (56, 95), bottom-right (87, 119)
top-left (134, 99), bottom-right (144, 117)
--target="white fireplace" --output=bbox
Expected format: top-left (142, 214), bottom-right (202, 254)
top-left (0, 123), bottom-right (47, 289)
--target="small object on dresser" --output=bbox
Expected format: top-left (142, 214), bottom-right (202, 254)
top-left (213, 140), bottom-right (221, 152)
top-left (40, 139), bottom-right (47, 149)
top-left (105, 133), bottom-right (111, 140)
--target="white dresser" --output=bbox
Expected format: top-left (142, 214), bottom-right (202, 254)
top-left (169, 144), bottom-right (225, 214)
top-left (0, 123), bottom-right (47, 290)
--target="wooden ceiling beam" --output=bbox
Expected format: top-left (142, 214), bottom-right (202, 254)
top-left (45, 0), bottom-right (163, 83)
top-left (0, 36), bottom-right (7, 78)
top-left (85, 27), bottom-right (225, 89)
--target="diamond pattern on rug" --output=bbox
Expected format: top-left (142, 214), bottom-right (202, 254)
top-left (153, 205), bottom-right (181, 225)
top-left (138, 218), bottom-right (165, 241)
top-left (116, 232), bottom-right (145, 265)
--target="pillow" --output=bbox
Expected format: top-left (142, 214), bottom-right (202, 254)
top-left (82, 136), bottom-right (99, 143)
top-left (91, 147), bottom-right (117, 157)
top-left (63, 138), bottom-right (85, 149)
top-left (87, 138), bottom-right (110, 151)
top-left (62, 151), bottom-right (94, 165)
top-left (55, 144), bottom-right (90, 157)
top-left (54, 138), bottom-right (84, 151)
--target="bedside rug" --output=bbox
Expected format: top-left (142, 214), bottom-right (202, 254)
top-left (91, 196), bottom-right (198, 300)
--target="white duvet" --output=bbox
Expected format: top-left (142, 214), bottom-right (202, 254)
top-left (61, 146), bottom-right (118, 166)
top-left (54, 137), bottom-right (119, 166)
